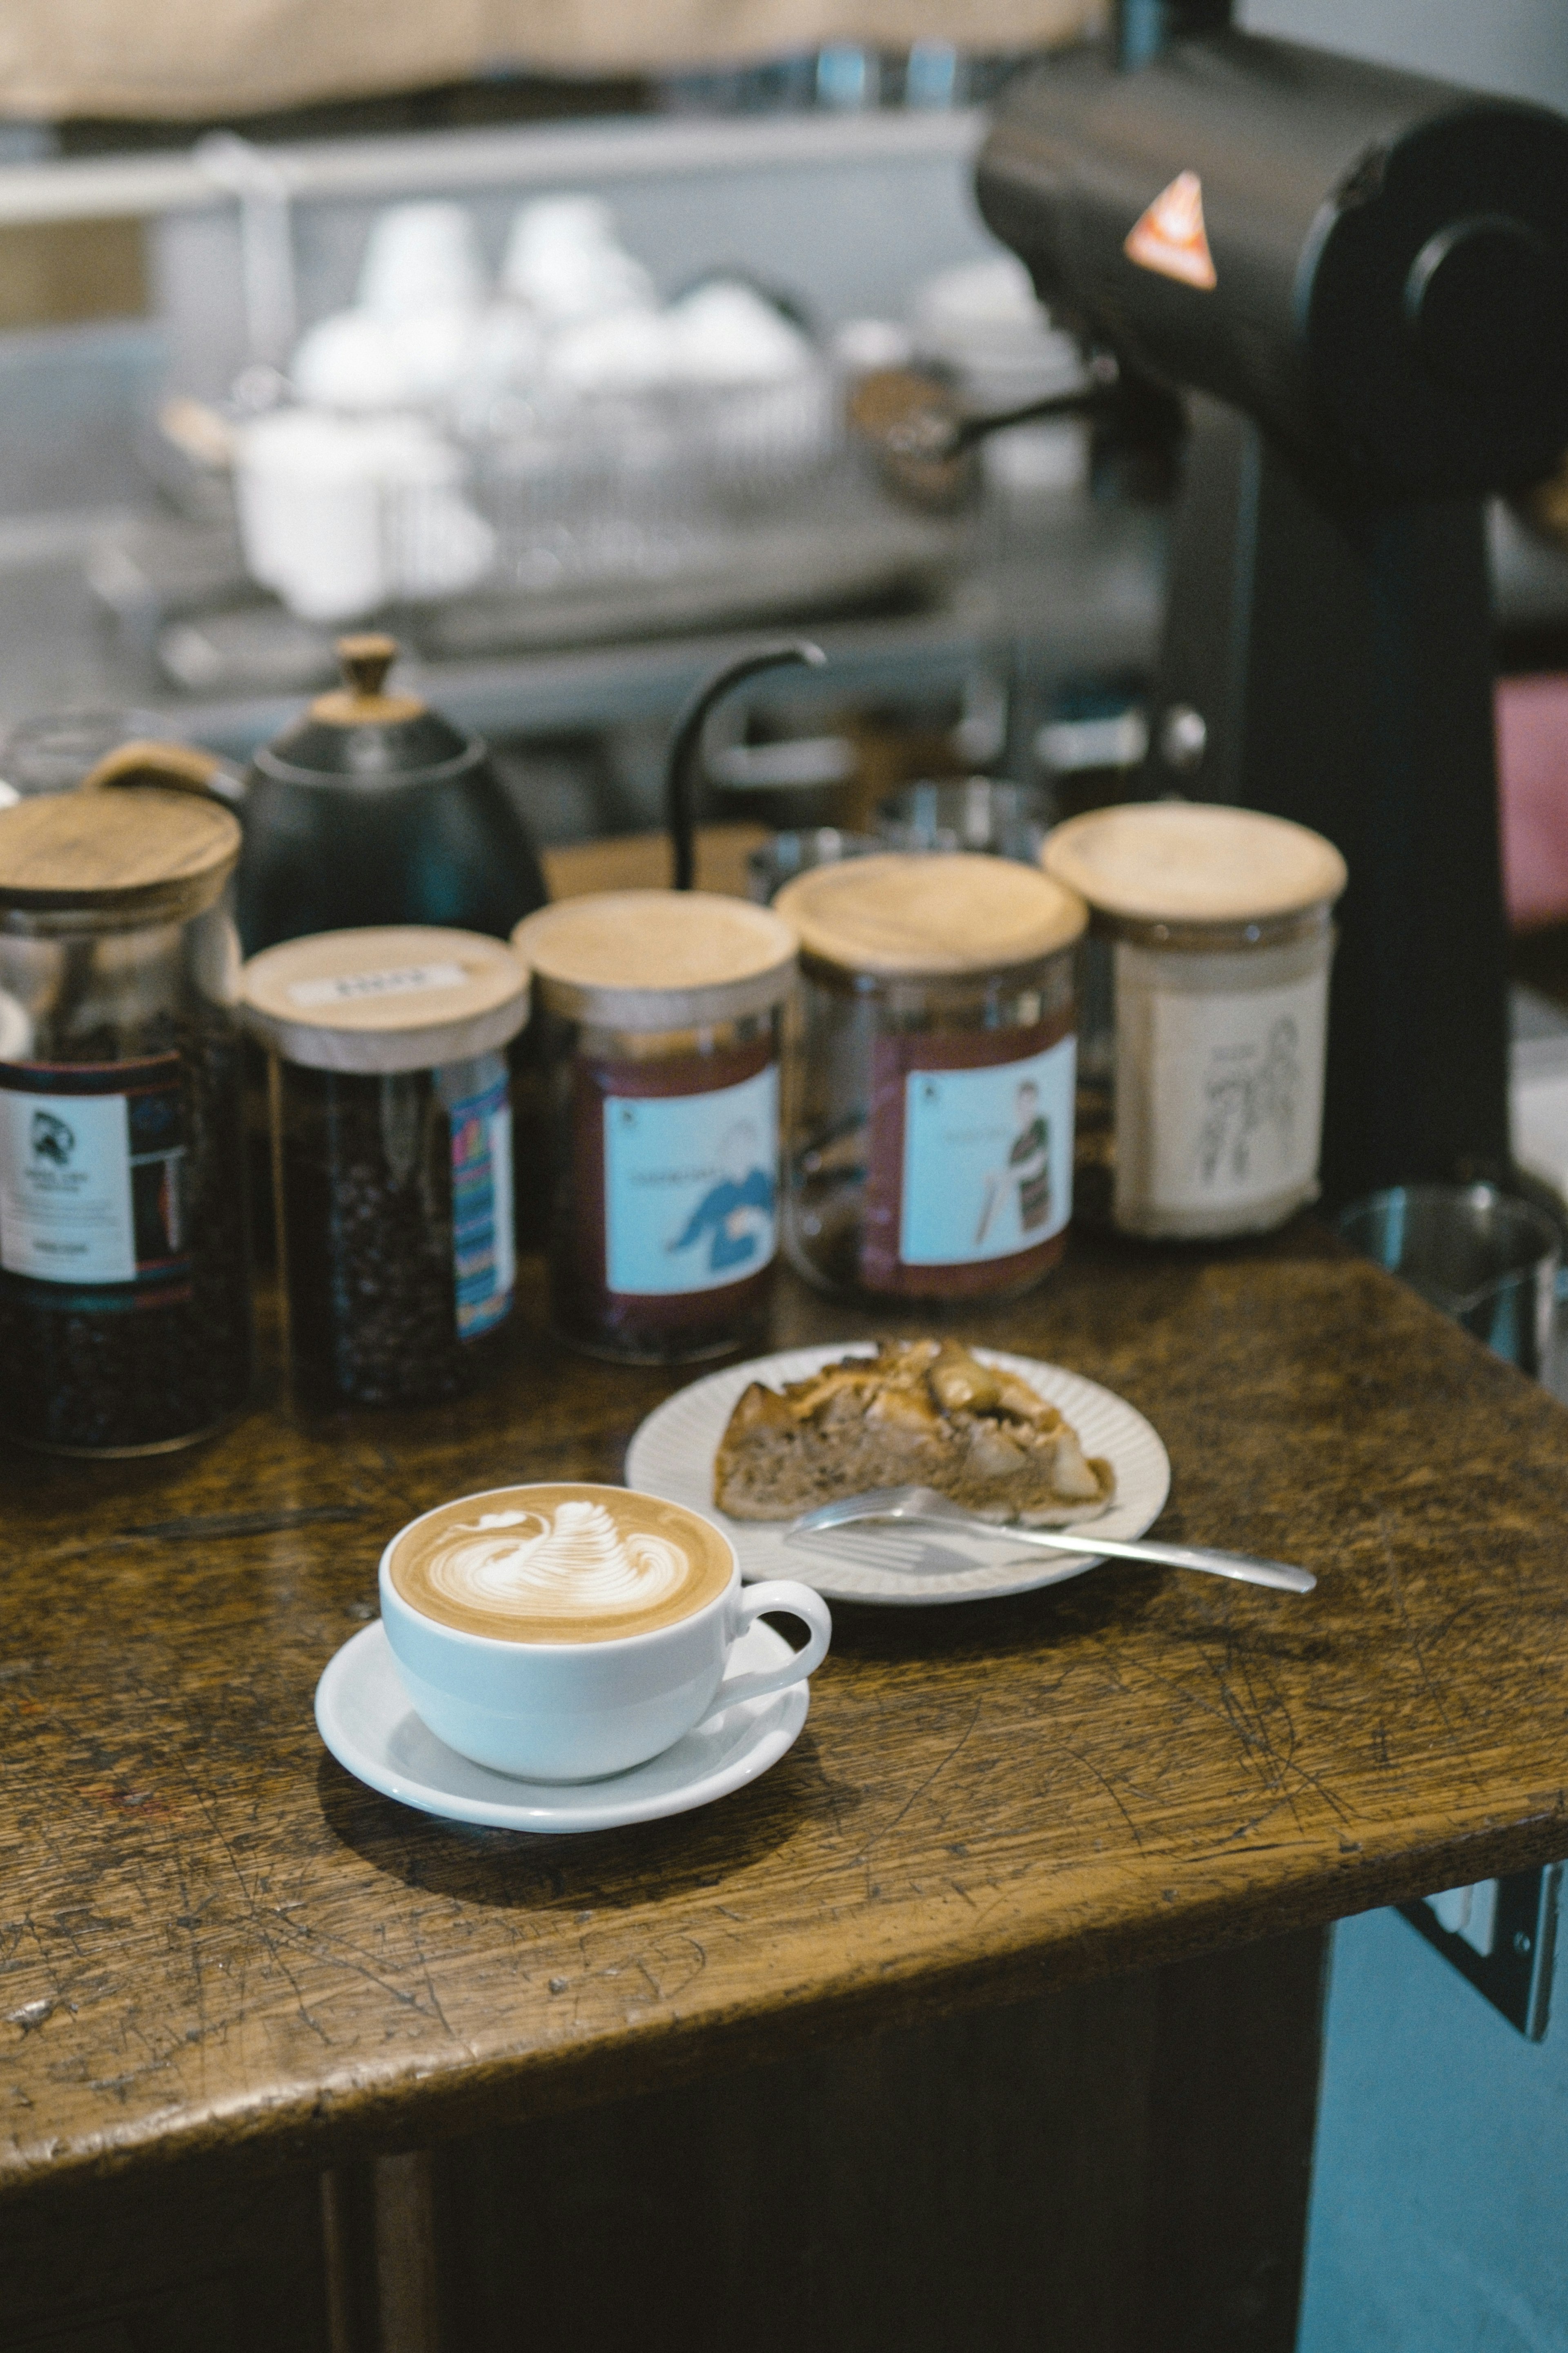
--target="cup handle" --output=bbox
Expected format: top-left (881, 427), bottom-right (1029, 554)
top-left (708, 1579), bottom-right (832, 1712)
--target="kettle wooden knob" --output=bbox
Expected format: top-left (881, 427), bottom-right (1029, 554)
top-left (336, 633), bottom-right (399, 702)
top-left (308, 636), bottom-right (424, 728)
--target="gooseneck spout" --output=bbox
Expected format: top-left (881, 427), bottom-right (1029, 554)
top-left (665, 641), bottom-right (826, 893)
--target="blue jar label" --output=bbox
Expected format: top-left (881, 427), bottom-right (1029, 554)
top-left (448, 1071), bottom-right (514, 1339)
top-left (898, 1035), bottom-right (1076, 1267)
top-left (604, 1064), bottom-right (777, 1297)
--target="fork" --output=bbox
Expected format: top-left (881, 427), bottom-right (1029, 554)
top-left (786, 1485), bottom-right (1316, 1595)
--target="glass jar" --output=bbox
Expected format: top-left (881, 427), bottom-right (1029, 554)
top-left (876, 777), bottom-right (1052, 867)
top-left (0, 787), bottom-right (252, 1454)
top-left (512, 890), bottom-right (796, 1363)
top-left (241, 926), bottom-right (529, 1407)
top-left (775, 852), bottom-right (1087, 1300)
top-left (1042, 802), bottom-right (1347, 1239)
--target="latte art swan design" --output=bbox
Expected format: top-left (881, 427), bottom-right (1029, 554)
top-left (422, 1500), bottom-right (691, 1621)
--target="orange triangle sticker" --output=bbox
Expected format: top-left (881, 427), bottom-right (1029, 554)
top-left (1124, 170), bottom-right (1217, 291)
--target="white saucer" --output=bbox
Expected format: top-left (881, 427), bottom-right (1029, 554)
top-left (625, 1344), bottom-right (1171, 1608)
top-left (315, 1619), bottom-right (809, 1833)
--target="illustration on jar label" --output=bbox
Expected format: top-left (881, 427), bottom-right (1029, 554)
top-left (449, 1072), bottom-right (514, 1339)
top-left (604, 1063), bottom-right (777, 1297)
top-left (899, 1035), bottom-right (1076, 1267)
top-left (1123, 970), bottom-right (1327, 1217)
top-left (0, 1059), bottom-right (188, 1291)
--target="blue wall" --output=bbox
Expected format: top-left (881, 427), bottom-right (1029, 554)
top-left (1298, 1907), bottom-right (1568, 2353)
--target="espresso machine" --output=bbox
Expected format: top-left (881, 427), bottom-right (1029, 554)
top-left (978, 2), bottom-right (1568, 1204)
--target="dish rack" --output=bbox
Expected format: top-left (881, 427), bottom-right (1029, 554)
top-left (475, 370), bottom-right (840, 591)
top-left (233, 368), bottom-right (844, 624)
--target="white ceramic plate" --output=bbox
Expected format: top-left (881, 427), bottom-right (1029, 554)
top-left (315, 1618), bottom-right (809, 1833)
top-left (625, 1345), bottom-right (1171, 1608)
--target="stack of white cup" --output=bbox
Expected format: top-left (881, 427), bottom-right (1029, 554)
top-left (238, 203), bottom-right (502, 619)
top-left (235, 194), bottom-right (834, 620)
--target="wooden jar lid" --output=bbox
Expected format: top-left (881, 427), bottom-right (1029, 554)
top-left (241, 926), bottom-right (529, 1074)
top-left (775, 852), bottom-right (1086, 979)
top-left (512, 891), bottom-right (796, 1029)
top-left (0, 787), bottom-right (240, 923)
top-left (1043, 803), bottom-right (1347, 927)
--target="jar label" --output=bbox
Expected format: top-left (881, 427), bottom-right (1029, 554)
top-left (898, 1035), bottom-right (1076, 1266)
top-left (603, 1063), bottom-right (777, 1297)
top-left (289, 961), bottom-right (468, 1009)
top-left (0, 1058), bottom-right (188, 1292)
top-left (1114, 963), bottom-right (1327, 1220)
top-left (449, 1071), bottom-right (514, 1339)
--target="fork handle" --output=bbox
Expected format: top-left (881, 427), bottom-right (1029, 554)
top-left (1006, 1525), bottom-right (1315, 1594)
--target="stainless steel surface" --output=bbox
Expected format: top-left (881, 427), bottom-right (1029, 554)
top-left (786, 1484), bottom-right (1318, 1592)
top-left (0, 109), bottom-right (986, 227)
top-left (0, 96), bottom-right (1559, 778)
top-left (746, 826), bottom-right (880, 902)
top-left (0, 704), bottom-right (194, 795)
top-left (1158, 702), bottom-right (1207, 772)
top-left (877, 774), bottom-right (1051, 861)
top-left (0, 493), bottom-right (1168, 760)
top-left (1335, 1184), bottom-right (1560, 1380)
top-left (0, 96), bottom-right (1557, 764)
top-left (156, 112), bottom-right (998, 408)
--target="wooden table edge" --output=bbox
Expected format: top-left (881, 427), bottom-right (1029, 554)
top-left (6, 1805), bottom-right (1565, 2209)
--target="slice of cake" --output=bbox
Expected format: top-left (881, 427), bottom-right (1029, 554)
top-left (713, 1340), bottom-right (1115, 1525)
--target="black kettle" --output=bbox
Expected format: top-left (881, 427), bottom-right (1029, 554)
top-left (84, 633), bottom-right (547, 954)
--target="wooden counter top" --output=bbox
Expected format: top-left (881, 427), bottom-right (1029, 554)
top-left (4, 1229), bottom-right (1568, 2204)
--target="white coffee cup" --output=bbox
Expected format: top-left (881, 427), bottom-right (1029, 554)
top-left (379, 1483), bottom-right (831, 1782)
top-left (359, 201), bottom-right (488, 323)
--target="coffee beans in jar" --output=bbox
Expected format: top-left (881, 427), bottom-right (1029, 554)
top-left (0, 787), bottom-right (252, 1455)
top-left (241, 927), bottom-right (529, 1407)
top-left (512, 891), bottom-right (796, 1364)
top-left (775, 852), bottom-right (1087, 1302)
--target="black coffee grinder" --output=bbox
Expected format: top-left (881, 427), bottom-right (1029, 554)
top-left (978, 4), bottom-right (1568, 1204)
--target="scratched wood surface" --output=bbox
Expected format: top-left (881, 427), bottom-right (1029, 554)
top-left (4, 1229), bottom-right (1568, 2205)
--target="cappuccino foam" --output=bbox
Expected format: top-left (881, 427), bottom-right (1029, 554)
top-left (388, 1483), bottom-right (732, 1643)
